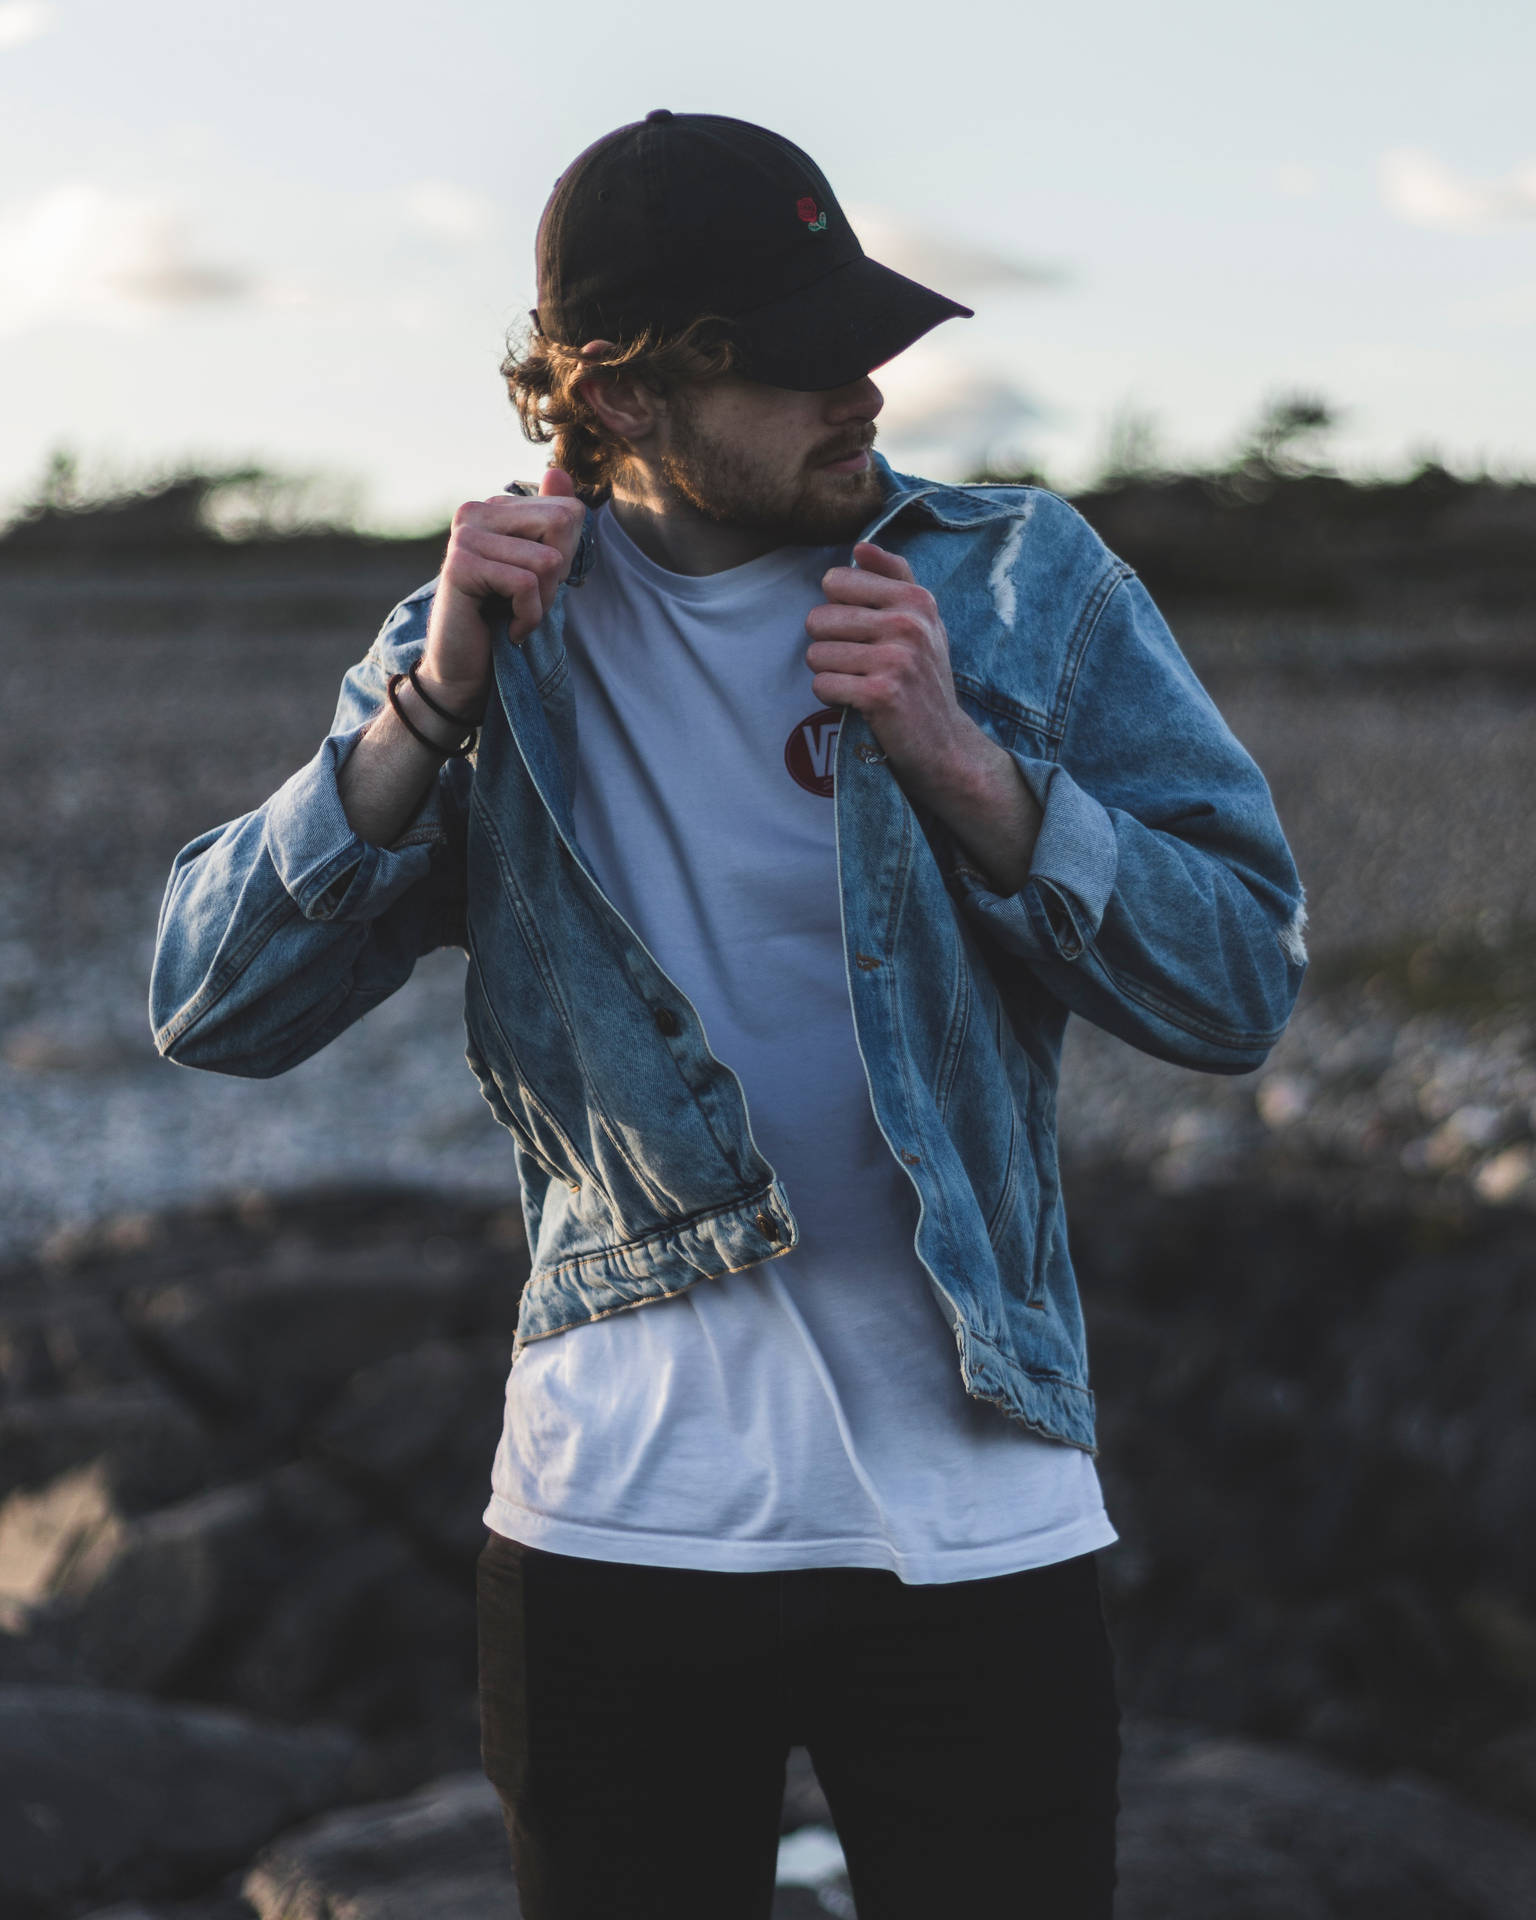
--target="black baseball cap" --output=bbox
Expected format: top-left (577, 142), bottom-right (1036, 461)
top-left (532, 110), bottom-right (973, 392)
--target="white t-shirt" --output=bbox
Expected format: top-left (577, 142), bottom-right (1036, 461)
top-left (484, 504), bottom-right (1115, 1583)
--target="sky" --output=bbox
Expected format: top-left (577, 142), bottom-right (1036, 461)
top-left (1, 0), bottom-right (1534, 529)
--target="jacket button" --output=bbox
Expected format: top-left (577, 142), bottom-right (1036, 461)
top-left (855, 743), bottom-right (887, 765)
top-left (755, 1211), bottom-right (781, 1242)
top-left (654, 1008), bottom-right (680, 1036)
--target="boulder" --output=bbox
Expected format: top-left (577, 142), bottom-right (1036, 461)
top-left (17, 1462), bottom-right (477, 1737)
top-left (0, 1460), bottom-right (122, 1615)
top-left (1073, 1174), bottom-right (1536, 1783)
top-left (0, 1389), bottom-right (209, 1511)
top-left (122, 1254), bottom-right (511, 1445)
top-left (0, 1292), bottom-right (147, 1400)
top-left (224, 1521), bottom-right (477, 1743)
top-left (1458, 1717), bottom-right (1536, 1825)
top-left (0, 1684), bottom-right (359, 1918)
top-left (1118, 1720), bottom-right (1536, 1918)
top-left (45, 1479), bottom-right (277, 1693)
top-left (79, 1900), bottom-right (253, 1920)
top-left (244, 1770), bottom-right (516, 1920)
top-left (314, 1337), bottom-right (512, 1561)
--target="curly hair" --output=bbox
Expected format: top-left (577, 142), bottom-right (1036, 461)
top-left (500, 317), bottom-right (738, 501)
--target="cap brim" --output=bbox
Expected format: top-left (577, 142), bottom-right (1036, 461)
top-left (726, 255), bottom-right (973, 392)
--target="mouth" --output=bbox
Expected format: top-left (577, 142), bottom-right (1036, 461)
top-left (813, 435), bottom-right (876, 475)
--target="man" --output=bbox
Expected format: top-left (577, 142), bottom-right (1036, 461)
top-left (152, 112), bottom-right (1305, 1919)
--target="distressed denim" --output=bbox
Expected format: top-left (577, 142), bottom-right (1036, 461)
top-left (150, 456), bottom-right (1306, 1454)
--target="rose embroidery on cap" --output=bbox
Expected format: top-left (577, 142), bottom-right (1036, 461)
top-left (796, 195), bottom-right (828, 232)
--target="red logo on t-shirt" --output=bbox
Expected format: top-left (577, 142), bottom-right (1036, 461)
top-left (784, 707), bottom-right (842, 797)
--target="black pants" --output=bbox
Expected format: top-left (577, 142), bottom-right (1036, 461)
top-left (477, 1533), bottom-right (1120, 1919)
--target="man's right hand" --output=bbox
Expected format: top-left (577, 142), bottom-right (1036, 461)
top-left (417, 468), bottom-right (586, 721)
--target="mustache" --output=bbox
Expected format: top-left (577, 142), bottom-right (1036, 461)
top-left (810, 426), bottom-right (878, 467)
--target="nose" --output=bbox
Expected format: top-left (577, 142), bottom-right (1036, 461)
top-left (825, 374), bottom-right (884, 421)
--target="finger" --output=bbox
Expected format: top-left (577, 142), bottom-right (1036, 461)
top-left (805, 603), bottom-right (888, 644)
top-left (540, 466), bottom-right (578, 498)
top-left (464, 526), bottom-right (568, 565)
top-left (474, 569), bottom-right (546, 639)
top-left (463, 563), bottom-right (546, 611)
top-left (460, 495), bottom-right (585, 544)
top-left (810, 671), bottom-right (884, 711)
top-left (462, 530), bottom-right (569, 582)
top-left (456, 500), bottom-right (584, 587)
top-left (805, 639), bottom-right (892, 677)
top-left (530, 494), bottom-right (587, 566)
top-left (455, 530), bottom-right (565, 610)
top-left (821, 563), bottom-right (921, 609)
top-left (852, 541), bottom-right (916, 582)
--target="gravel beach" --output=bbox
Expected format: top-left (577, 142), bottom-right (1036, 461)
top-left (4, 563), bottom-right (1534, 1259)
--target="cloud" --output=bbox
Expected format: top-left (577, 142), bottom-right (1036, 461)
top-left (1380, 148), bottom-right (1536, 232)
top-left (849, 207), bottom-right (1065, 297)
top-left (877, 358), bottom-right (1045, 479)
top-left (1449, 282), bottom-right (1536, 328)
top-left (0, 2), bottom-right (53, 51)
top-left (401, 181), bottom-right (498, 243)
top-left (1271, 163), bottom-right (1318, 199)
top-left (0, 186), bottom-right (251, 334)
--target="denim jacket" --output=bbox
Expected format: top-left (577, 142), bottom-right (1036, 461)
top-left (151, 456), bottom-right (1306, 1454)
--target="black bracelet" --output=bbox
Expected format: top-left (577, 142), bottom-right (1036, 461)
top-left (386, 673), bottom-right (475, 759)
top-left (408, 661), bottom-right (481, 733)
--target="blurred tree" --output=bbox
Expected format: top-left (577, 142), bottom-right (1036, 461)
top-left (1096, 403), bottom-right (1167, 486)
top-left (1236, 391), bottom-right (1340, 478)
top-left (3, 448), bottom-right (365, 547)
top-left (198, 468), bottom-right (364, 540)
top-left (32, 447), bottom-right (83, 513)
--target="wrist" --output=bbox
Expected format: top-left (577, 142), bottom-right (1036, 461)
top-left (908, 722), bottom-right (1043, 896)
top-left (414, 657), bottom-right (489, 726)
top-left (385, 672), bottom-right (472, 758)
top-left (903, 717), bottom-right (1006, 813)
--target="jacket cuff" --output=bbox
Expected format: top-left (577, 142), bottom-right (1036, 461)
top-left (952, 751), bottom-right (1120, 962)
top-left (263, 726), bottom-right (438, 922)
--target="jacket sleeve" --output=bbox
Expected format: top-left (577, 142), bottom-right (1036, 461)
top-left (952, 570), bottom-right (1307, 1072)
top-left (149, 585), bottom-right (471, 1078)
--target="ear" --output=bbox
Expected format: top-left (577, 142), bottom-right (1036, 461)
top-left (575, 339), bottom-right (663, 444)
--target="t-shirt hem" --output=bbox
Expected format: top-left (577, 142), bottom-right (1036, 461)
top-left (481, 1495), bottom-right (1118, 1586)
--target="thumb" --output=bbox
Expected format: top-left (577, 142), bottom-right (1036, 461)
top-left (540, 466), bottom-right (578, 498)
top-left (853, 540), bottom-right (914, 581)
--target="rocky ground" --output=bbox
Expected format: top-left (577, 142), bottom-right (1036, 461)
top-left (5, 1182), bottom-right (1536, 1916)
top-left (2, 546), bottom-right (1535, 1912)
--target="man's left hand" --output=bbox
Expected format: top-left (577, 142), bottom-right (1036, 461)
top-left (806, 542), bottom-right (975, 800)
top-left (805, 541), bottom-right (1044, 894)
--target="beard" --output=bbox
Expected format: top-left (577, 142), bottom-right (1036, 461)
top-left (656, 397), bottom-right (884, 546)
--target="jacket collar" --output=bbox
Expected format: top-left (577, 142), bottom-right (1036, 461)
top-left (862, 451), bottom-right (1031, 537)
top-left (542, 449), bottom-right (1028, 636)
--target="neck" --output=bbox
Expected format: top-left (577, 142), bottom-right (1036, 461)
top-left (604, 472), bottom-right (783, 577)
